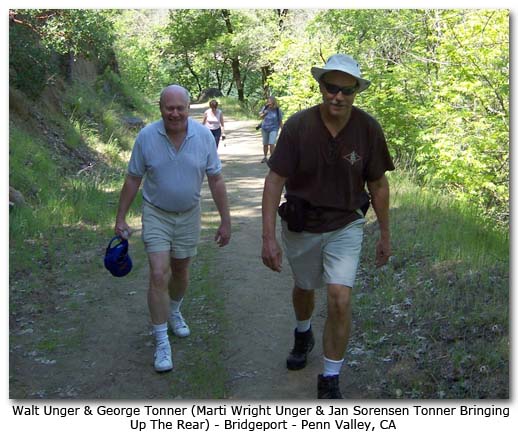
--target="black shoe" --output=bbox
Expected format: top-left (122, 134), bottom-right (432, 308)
top-left (286, 327), bottom-right (315, 370)
top-left (318, 374), bottom-right (343, 399)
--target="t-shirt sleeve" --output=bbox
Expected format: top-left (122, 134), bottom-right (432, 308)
top-left (127, 134), bottom-right (145, 177)
top-left (267, 119), bottom-right (298, 178)
top-left (365, 121), bottom-right (395, 181)
top-left (206, 134), bottom-right (222, 176)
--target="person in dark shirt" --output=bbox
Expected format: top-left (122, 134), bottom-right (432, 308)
top-left (261, 54), bottom-right (395, 399)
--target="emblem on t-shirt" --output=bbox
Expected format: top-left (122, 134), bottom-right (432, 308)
top-left (344, 151), bottom-right (362, 166)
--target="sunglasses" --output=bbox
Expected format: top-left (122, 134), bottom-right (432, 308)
top-left (321, 81), bottom-right (358, 96)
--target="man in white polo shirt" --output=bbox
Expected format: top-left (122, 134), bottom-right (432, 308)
top-left (114, 85), bottom-right (231, 373)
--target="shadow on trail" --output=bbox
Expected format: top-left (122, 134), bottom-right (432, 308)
top-left (199, 113), bottom-right (334, 400)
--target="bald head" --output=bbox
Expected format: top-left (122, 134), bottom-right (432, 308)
top-left (159, 85), bottom-right (191, 134)
top-left (160, 85), bottom-right (191, 106)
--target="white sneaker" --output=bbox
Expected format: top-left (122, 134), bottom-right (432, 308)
top-left (154, 343), bottom-right (173, 372)
top-left (170, 311), bottom-right (191, 338)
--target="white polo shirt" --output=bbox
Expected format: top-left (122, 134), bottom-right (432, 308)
top-left (128, 118), bottom-right (221, 212)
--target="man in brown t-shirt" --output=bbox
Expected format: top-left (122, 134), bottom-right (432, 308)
top-left (261, 54), bottom-right (394, 399)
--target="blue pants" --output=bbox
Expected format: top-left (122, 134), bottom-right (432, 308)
top-left (210, 128), bottom-right (222, 148)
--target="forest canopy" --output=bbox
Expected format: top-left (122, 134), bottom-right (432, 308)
top-left (9, 9), bottom-right (509, 225)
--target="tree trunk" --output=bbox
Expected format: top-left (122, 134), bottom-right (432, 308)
top-left (261, 65), bottom-right (271, 99)
top-left (230, 58), bottom-right (244, 101)
top-left (276, 9), bottom-right (289, 30)
top-left (184, 52), bottom-right (202, 96)
top-left (221, 9), bottom-right (245, 101)
top-left (62, 51), bottom-right (74, 83)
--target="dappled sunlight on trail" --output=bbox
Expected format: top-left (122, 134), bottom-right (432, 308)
top-left (198, 110), bottom-right (337, 399)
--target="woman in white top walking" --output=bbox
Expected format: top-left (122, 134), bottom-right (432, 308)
top-left (202, 100), bottom-right (226, 148)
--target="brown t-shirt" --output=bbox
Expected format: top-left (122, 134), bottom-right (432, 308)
top-left (268, 105), bottom-right (395, 233)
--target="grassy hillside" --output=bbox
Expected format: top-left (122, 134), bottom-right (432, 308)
top-left (9, 70), bottom-right (509, 398)
top-left (352, 171), bottom-right (509, 398)
top-left (9, 71), bottom-right (151, 277)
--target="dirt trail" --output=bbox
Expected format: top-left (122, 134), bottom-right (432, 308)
top-left (202, 106), bottom-right (327, 399)
top-left (195, 104), bottom-right (364, 399)
top-left (9, 104), bottom-right (363, 400)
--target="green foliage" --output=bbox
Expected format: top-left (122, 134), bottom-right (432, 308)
top-left (9, 126), bottom-right (56, 204)
top-left (163, 9), bottom-right (236, 96)
top-left (9, 65), bottom-right (152, 278)
top-left (306, 9), bottom-right (509, 226)
top-left (9, 20), bottom-right (56, 98)
top-left (413, 10), bottom-right (509, 224)
top-left (9, 9), bottom-right (509, 398)
top-left (351, 170), bottom-right (509, 398)
top-left (390, 171), bottom-right (508, 265)
top-left (9, 123), bottom-right (113, 275)
top-left (112, 10), bottom-right (284, 100)
top-left (10, 9), bottom-right (117, 97)
top-left (11, 9), bottom-right (509, 224)
top-left (264, 36), bottom-right (321, 117)
top-left (112, 9), bottom-right (510, 224)
top-left (58, 72), bottom-right (153, 154)
top-left (111, 10), bottom-right (172, 97)
top-left (97, 69), bottom-right (155, 117)
top-left (10, 7), bottom-right (509, 227)
top-left (11, 9), bottom-right (116, 62)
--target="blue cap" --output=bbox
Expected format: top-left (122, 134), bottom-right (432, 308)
top-left (104, 236), bottom-right (132, 277)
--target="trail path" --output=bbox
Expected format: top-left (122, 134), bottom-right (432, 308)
top-left (10, 104), bottom-right (364, 400)
top-left (193, 104), bottom-right (363, 399)
top-left (196, 106), bottom-right (322, 399)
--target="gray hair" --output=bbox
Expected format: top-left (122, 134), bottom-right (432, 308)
top-left (267, 96), bottom-right (278, 108)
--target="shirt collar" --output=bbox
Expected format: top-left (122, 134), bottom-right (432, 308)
top-left (157, 118), bottom-right (194, 139)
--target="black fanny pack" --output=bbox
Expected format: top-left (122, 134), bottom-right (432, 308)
top-left (359, 190), bottom-right (370, 216)
top-left (279, 192), bottom-right (370, 233)
top-left (278, 195), bottom-right (309, 232)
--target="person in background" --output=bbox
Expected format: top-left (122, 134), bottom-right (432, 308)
top-left (261, 54), bottom-right (394, 398)
top-left (115, 85), bottom-right (231, 373)
top-left (259, 96), bottom-right (283, 163)
top-left (202, 99), bottom-right (226, 148)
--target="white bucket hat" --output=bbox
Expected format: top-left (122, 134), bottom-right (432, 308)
top-left (311, 54), bottom-right (371, 93)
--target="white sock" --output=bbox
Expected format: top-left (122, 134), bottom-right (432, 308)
top-left (153, 323), bottom-right (169, 346)
top-left (323, 356), bottom-right (344, 377)
top-left (170, 298), bottom-right (183, 315)
top-left (296, 319), bottom-right (311, 333)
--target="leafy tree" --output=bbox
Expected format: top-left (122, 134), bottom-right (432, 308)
top-left (306, 9), bottom-right (509, 224)
top-left (161, 9), bottom-right (286, 102)
top-left (10, 9), bottom-right (115, 64)
top-left (9, 14), bottom-right (54, 98)
top-left (9, 9), bottom-right (116, 93)
top-left (163, 10), bottom-right (227, 97)
top-left (10, 8), bottom-right (508, 223)
top-left (111, 10), bottom-right (172, 97)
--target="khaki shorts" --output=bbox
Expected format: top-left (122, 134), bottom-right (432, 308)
top-left (141, 200), bottom-right (201, 258)
top-left (281, 218), bottom-right (365, 290)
